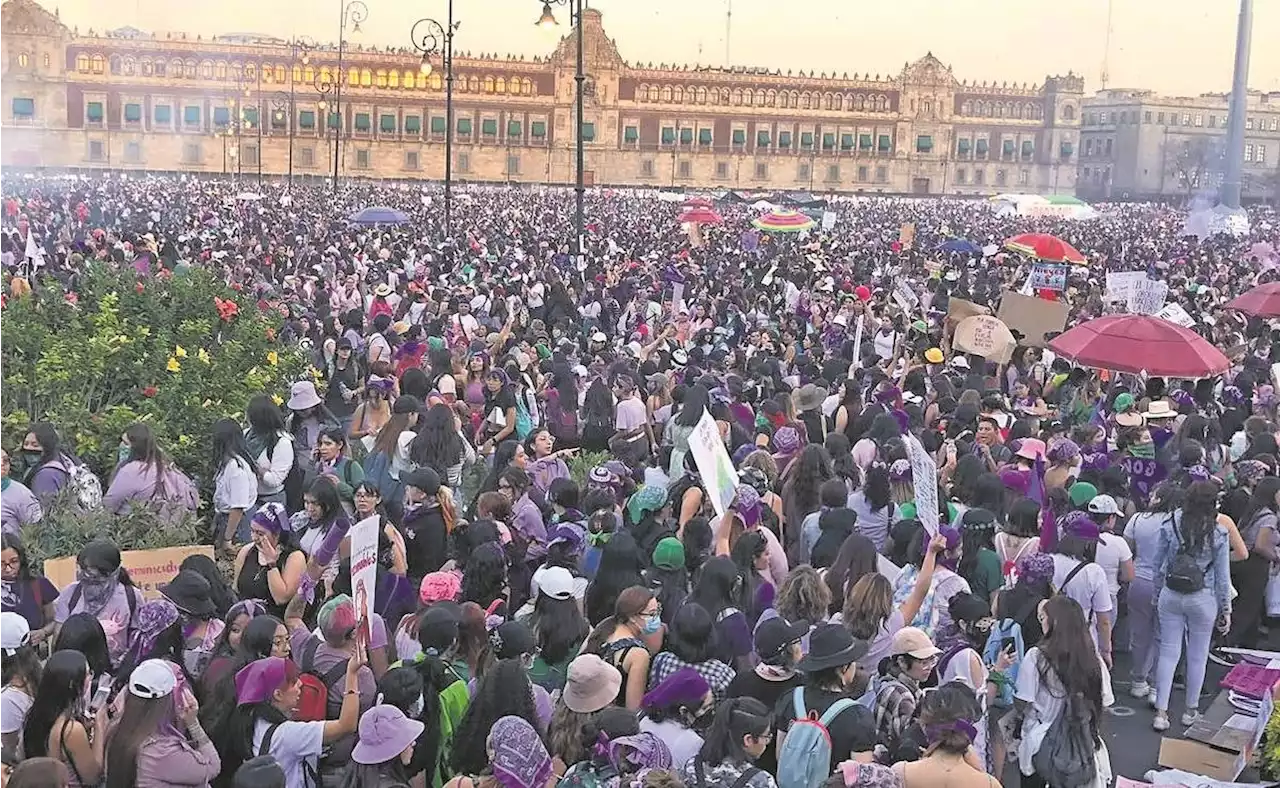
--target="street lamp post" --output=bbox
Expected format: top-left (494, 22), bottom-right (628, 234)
top-left (535, 0), bottom-right (585, 263)
top-left (316, 74), bottom-right (334, 184)
top-left (272, 92), bottom-right (292, 181)
top-left (281, 37), bottom-right (315, 187)
top-left (333, 0), bottom-right (370, 190)
top-left (410, 7), bottom-right (458, 236)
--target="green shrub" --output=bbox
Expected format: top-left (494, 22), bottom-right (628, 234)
top-left (568, 451), bottom-right (611, 487)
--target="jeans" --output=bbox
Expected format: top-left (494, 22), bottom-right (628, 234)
top-left (1128, 575), bottom-right (1160, 684)
top-left (1154, 587), bottom-right (1218, 712)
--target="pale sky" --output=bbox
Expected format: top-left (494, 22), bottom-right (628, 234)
top-left (45, 0), bottom-right (1280, 98)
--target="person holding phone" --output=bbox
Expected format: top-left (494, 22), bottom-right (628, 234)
top-left (104, 659), bottom-right (220, 788)
top-left (933, 593), bottom-right (1015, 773)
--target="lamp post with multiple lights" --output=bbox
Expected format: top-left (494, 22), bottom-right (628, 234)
top-left (316, 73), bottom-right (334, 183)
top-left (333, 0), bottom-right (369, 190)
top-left (278, 36), bottom-right (314, 185)
top-left (535, 0), bottom-right (585, 263)
top-left (410, 7), bottom-right (458, 236)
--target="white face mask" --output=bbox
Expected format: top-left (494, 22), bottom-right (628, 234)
top-left (408, 692), bottom-right (425, 719)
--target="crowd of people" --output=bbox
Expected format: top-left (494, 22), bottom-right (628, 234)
top-left (1, 173), bottom-right (1279, 788)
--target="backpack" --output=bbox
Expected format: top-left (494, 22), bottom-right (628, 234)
top-left (295, 638), bottom-right (350, 723)
top-left (692, 761), bottom-right (760, 788)
top-left (68, 460), bottom-right (104, 509)
top-left (362, 450), bottom-right (402, 502)
top-left (1031, 692), bottom-right (1098, 788)
top-left (776, 688), bottom-right (856, 788)
top-left (983, 619), bottom-right (1025, 709)
top-left (1165, 525), bottom-right (1210, 595)
top-left (260, 722), bottom-right (320, 788)
top-left (514, 398), bottom-right (535, 441)
top-left (548, 398), bottom-right (580, 443)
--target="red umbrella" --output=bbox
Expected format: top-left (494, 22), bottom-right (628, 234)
top-left (1004, 233), bottom-right (1087, 265)
top-left (1226, 281), bottom-right (1280, 318)
top-left (682, 196), bottom-right (714, 209)
top-left (1048, 315), bottom-right (1228, 378)
top-left (679, 206), bottom-right (723, 225)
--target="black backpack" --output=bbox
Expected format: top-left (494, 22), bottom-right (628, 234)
top-left (1166, 519), bottom-right (1211, 595)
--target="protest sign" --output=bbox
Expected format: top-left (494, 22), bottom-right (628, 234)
top-left (946, 297), bottom-right (991, 322)
top-left (903, 435), bottom-right (939, 536)
top-left (671, 282), bottom-right (685, 313)
top-left (821, 211), bottom-right (837, 230)
top-left (740, 230), bottom-right (759, 251)
top-left (1105, 271), bottom-right (1146, 303)
top-left (892, 281), bottom-right (919, 313)
top-left (348, 515), bottom-right (379, 634)
top-left (898, 223), bottom-right (916, 249)
top-left (688, 410), bottom-right (739, 518)
top-left (1128, 278), bottom-right (1169, 315)
top-left (1029, 263), bottom-right (1067, 291)
top-left (996, 290), bottom-right (1069, 347)
top-left (850, 315), bottom-right (865, 373)
top-left (1155, 302), bottom-right (1195, 328)
top-left (952, 315), bottom-right (1016, 363)
top-left (43, 545), bottom-right (214, 600)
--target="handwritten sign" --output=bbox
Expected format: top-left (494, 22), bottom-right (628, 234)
top-left (1120, 456), bottom-right (1167, 506)
top-left (904, 435), bottom-right (939, 536)
top-left (821, 211), bottom-right (837, 230)
top-left (898, 223), bottom-right (916, 250)
top-left (348, 515), bottom-right (379, 634)
top-left (893, 281), bottom-right (919, 314)
top-left (952, 315), bottom-right (1016, 363)
top-left (688, 411), bottom-right (739, 518)
top-left (1128, 278), bottom-right (1169, 315)
top-left (1105, 271), bottom-right (1146, 303)
top-left (1029, 263), bottom-right (1067, 291)
top-left (1155, 302), bottom-right (1195, 328)
top-left (996, 291), bottom-right (1069, 347)
top-left (43, 545), bottom-right (215, 600)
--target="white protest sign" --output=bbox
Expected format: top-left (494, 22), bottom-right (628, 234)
top-left (1105, 271), bottom-right (1146, 303)
top-left (688, 411), bottom-right (739, 519)
top-left (821, 211), bottom-right (837, 230)
top-left (1155, 302), bottom-right (1195, 328)
top-left (671, 282), bottom-right (685, 313)
top-left (348, 515), bottom-right (379, 636)
top-left (904, 435), bottom-right (940, 536)
top-left (850, 315), bottom-right (865, 374)
top-left (1128, 278), bottom-right (1169, 315)
top-left (893, 281), bottom-right (919, 314)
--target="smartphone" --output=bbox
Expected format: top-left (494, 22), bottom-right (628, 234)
top-left (88, 676), bottom-right (111, 714)
top-left (1001, 637), bottom-right (1017, 654)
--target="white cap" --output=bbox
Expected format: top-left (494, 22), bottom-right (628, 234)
top-left (535, 566), bottom-right (577, 601)
top-left (129, 659), bottom-right (178, 699)
top-left (591, 331), bottom-right (608, 343)
top-left (1088, 494), bottom-right (1120, 516)
top-left (950, 356), bottom-right (971, 370)
top-left (1, 612), bottom-right (30, 656)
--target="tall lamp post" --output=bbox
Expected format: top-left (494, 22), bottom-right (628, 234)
top-left (316, 74), bottom-right (334, 184)
top-left (333, 0), bottom-right (370, 190)
top-left (280, 36), bottom-right (314, 187)
top-left (535, 0), bottom-right (585, 263)
top-left (410, 9), bottom-right (457, 236)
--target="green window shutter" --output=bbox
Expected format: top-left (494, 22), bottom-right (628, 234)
top-left (623, 125), bottom-right (638, 142)
top-left (778, 131), bottom-right (792, 149)
top-left (212, 107), bottom-right (229, 126)
top-left (12, 98), bottom-right (34, 117)
top-left (757, 130), bottom-right (771, 146)
top-left (877, 134), bottom-right (891, 151)
top-left (185, 105), bottom-right (202, 125)
top-left (732, 129), bottom-right (746, 144)
top-left (380, 114), bottom-right (396, 132)
top-left (430, 116), bottom-right (447, 133)
top-left (124, 103), bottom-right (141, 122)
top-left (405, 115), bottom-right (421, 133)
top-left (698, 128), bottom-right (712, 145)
top-left (679, 128), bottom-right (694, 144)
top-left (328, 111), bottom-right (341, 129)
top-left (1060, 141), bottom-right (1074, 157)
top-left (822, 133), bottom-right (835, 150)
top-left (975, 138), bottom-right (989, 155)
top-left (661, 127), bottom-right (675, 144)
top-left (801, 132), bottom-right (814, 149)
top-left (531, 120), bottom-right (546, 137)
top-left (482, 118), bottom-right (497, 136)
top-left (299, 110), bottom-right (316, 129)
top-left (840, 133), bottom-right (854, 150)
top-left (507, 120), bottom-right (522, 137)
top-left (859, 133), bottom-right (872, 150)
top-left (1002, 139), bottom-right (1015, 154)
top-left (1021, 140), bottom-right (1034, 157)
top-left (243, 107), bottom-right (259, 127)
top-left (916, 135), bottom-right (933, 152)
top-left (581, 122), bottom-right (595, 141)
top-left (957, 138), bottom-right (971, 154)
top-left (86, 102), bottom-right (104, 122)
top-left (154, 105), bottom-right (172, 124)
top-left (457, 118), bottom-right (472, 134)
top-left (355, 112), bottom-right (371, 131)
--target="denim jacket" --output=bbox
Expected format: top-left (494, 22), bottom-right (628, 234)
top-left (1152, 511), bottom-right (1231, 616)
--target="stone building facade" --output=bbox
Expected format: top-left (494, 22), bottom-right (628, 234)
top-left (1, 0), bottom-right (1083, 195)
top-left (1078, 88), bottom-right (1280, 202)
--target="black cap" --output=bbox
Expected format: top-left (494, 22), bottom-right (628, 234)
top-left (403, 466), bottom-right (441, 495)
top-left (393, 395), bottom-right (423, 415)
top-left (754, 616), bottom-right (809, 663)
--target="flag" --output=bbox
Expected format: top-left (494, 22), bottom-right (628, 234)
top-left (1028, 454), bottom-right (1058, 552)
top-left (1087, 398), bottom-right (1105, 428)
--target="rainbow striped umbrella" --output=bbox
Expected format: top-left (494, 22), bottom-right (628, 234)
top-left (751, 209), bottom-right (815, 233)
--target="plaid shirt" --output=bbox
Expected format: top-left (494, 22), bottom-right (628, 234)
top-left (647, 651), bottom-right (737, 701)
top-left (872, 675), bottom-right (921, 753)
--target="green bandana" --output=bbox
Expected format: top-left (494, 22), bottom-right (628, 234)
top-left (586, 531), bottom-right (613, 547)
top-left (1128, 443), bottom-right (1156, 459)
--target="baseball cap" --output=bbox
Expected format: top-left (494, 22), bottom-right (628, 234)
top-left (352, 705), bottom-right (426, 765)
top-left (1087, 494), bottom-right (1120, 516)
top-left (1, 612), bottom-right (30, 656)
top-left (754, 616), bottom-right (809, 662)
top-left (1067, 481), bottom-right (1099, 508)
top-left (535, 566), bottom-right (577, 601)
top-left (950, 356), bottom-right (971, 370)
top-left (651, 537), bottom-right (685, 571)
top-left (889, 626), bottom-right (942, 660)
top-left (129, 659), bottom-right (178, 699)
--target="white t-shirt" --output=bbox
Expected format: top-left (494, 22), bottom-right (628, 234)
top-left (252, 719), bottom-right (325, 788)
top-left (1093, 534), bottom-right (1133, 599)
top-left (1050, 554), bottom-right (1113, 640)
top-left (1, 686), bottom-right (33, 735)
top-left (214, 456), bottom-right (258, 513)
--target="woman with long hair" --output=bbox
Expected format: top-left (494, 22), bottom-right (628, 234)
top-left (310, 428), bottom-right (364, 511)
top-left (410, 403), bottom-right (477, 491)
top-left (444, 714), bottom-right (552, 788)
top-left (842, 535), bottom-right (945, 670)
top-left (294, 477), bottom-right (354, 589)
top-left (21, 650), bottom-right (106, 787)
top-left (1150, 481), bottom-right (1232, 732)
top-left (1122, 483), bottom-right (1183, 703)
top-left (895, 682), bottom-right (997, 788)
top-left (104, 659), bottom-right (220, 788)
top-left (199, 604), bottom-right (278, 698)
top-left (583, 586), bottom-right (659, 711)
top-left (580, 378), bottom-right (618, 455)
top-left (477, 369), bottom-right (518, 452)
top-left (666, 384), bottom-right (710, 478)
top-left (690, 557), bottom-right (753, 669)
top-left (1222, 475), bottom-right (1280, 656)
top-left (102, 422), bottom-right (198, 522)
top-left (1, 533), bottom-right (56, 640)
top-left (366, 395), bottom-right (423, 520)
top-left (823, 532), bottom-right (880, 618)
top-left (1, 611), bottom-right (42, 755)
top-left (210, 417), bottom-right (261, 551)
top-left (349, 376), bottom-right (395, 447)
top-left (647, 603), bottom-right (736, 701)
top-left (956, 510), bottom-right (1002, 608)
top-left (994, 498), bottom-right (1042, 590)
top-left (780, 445), bottom-right (834, 560)
top-left (244, 395), bottom-right (294, 510)
top-left (1014, 596), bottom-right (1113, 788)
top-left (520, 567), bottom-right (590, 693)
top-left (107, 598), bottom-right (191, 709)
top-left (50, 613), bottom-right (111, 690)
top-left (404, 604), bottom-right (471, 786)
top-left (449, 660), bottom-right (541, 777)
top-left (54, 539), bottom-right (146, 668)
top-left (16, 422), bottom-right (77, 500)
top-left (774, 566), bottom-right (831, 630)
top-left (459, 543), bottom-right (509, 616)
top-left (585, 531), bottom-right (646, 627)
top-left (232, 504), bottom-right (307, 621)
top-left (468, 440), bottom-right (526, 518)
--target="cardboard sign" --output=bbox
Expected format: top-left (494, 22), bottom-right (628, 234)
top-left (946, 297), bottom-right (992, 322)
top-left (687, 411), bottom-right (740, 519)
top-left (952, 315), bottom-right (1016, 363)
top-left (1155, 302), bottom-right (1195, 328)
top-left (348, 515), bottom-right (379, 633)
top-left (43, 545), bottom-right (215, 600)
top-left (1029, 263), bottom-right (1067, 291)
top-left (898, 223), bottom-right (916, 250)
top-left (996, 290), bottom-right (1069, 347)
top-left (892, 281), bottom-right (919, 313)
top-left (1105, 271), bottom-right (1146, 303)
top-left (821, 211), bottom-right (837, 230)
top-left (1128, 278), bottom-right (1169, 315)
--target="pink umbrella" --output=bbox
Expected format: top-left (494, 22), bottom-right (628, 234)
top-left (679, 206), bottom-right (723, 225)
top-left (1048, 314), bottom-right (1228, 378)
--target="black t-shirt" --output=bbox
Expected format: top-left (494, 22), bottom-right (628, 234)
top-left (726, 669), bottom-right (801, 773)
top-left (772, 685), bottom-right (869, 773)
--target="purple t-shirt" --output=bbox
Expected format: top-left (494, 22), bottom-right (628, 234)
top-left (1, 576), bottom-right (58, 631)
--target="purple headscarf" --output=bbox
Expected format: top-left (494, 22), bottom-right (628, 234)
top-left (491, 716), bottom-right (552, 788)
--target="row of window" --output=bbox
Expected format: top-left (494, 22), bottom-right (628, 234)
top-left (72, 53), bottom-right (539, 96)
top-left (633, 85), bottom-right (893, 112)
top-left (954, 168), bottom-right (1031, 187)
top-left (12, 52), bottom-right (52, 69)
top-left (1085, 108), bottom-right (1279, 132)
top-left (635, 124), bottom-right (899, 153)
top-left (953, 137), bottom-right (1051, 159)
top-left (957, 100), bottom-right (1047, 120)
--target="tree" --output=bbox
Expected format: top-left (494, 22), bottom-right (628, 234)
top-left (1166, 136), bottom-right (1225, 195)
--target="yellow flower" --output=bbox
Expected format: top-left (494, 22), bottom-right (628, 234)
top-left (166, 357), bottom-right (181, 373)
top-left (266, 351), bottom-right (279, 366)
top-left (271, 394), bottom-right (284, 406)
top-left (197, 348), bottom-right (211, 365)
top-left (174, 345), bottom-right (188, 358)
top-left (114, 334), bottom-right (129, 344)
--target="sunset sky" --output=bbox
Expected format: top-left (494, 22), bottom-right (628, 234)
top-left (42, 0), bottom-right (1280, 98)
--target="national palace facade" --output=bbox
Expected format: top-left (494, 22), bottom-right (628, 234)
top-left (0, 0), bottom-right (1084, 195)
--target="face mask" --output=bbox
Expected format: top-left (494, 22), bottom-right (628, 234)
top-left (641, 613), bottom-right (662, 635)
top-left (117, 443), bottom-right (132, 466)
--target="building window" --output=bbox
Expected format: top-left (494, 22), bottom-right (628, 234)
top-left (755, 162), bottom-right (768, 180)
top-left (995, 169), bottom-right (1007, 186)
top-left (1157, 112), bottom-right (1165, 124)
top-left (457, 118), bottom-right (473, 136)
top-left (821, 132), bottom-right (835, 151)
top-left (184, 105), bottom-right (201, 126)
top-left (1062, 105), bottom-right (1076, 121)
top-left (641, 159), bottom-right (654, 177)
top-left (580, 122), bottom-right (595, 142)
top-left (299, 110), bottom-right (316, 129)
top-left (874, 166), bottom-right (887, 183)
top-left (1246, 118), bottom-right (1254, 130)
top-left (182, 142), bottom-right (201, 164)
top-left (88, 140), bottom-right (105, 161)
top-left (124, 103), bottom-right (142, 123)
top-left (857, 165), bottom-right (869, 182)
top-left (406, 116), bottom-right (422, 134)
top-left (1144, 111), bottom-right (1152, 123)
top-left (86, 101), bottom-right (104, 123)
top-left (507, 154), bottom-right (520, 175)
top-left (507, 120), bottom-right (521, 138)
top-left (826, 164), bottom-right (840, 182)
top-left (715, 162), bottom-right (729, 179)
top-left (661, 127), bottom-right (676, 146)
top-left (678, 127), bottom-right (694, 146)
top-left (975, 139), bottom-right (988, 159)
top-left (1257, 145), bottom-right (1267, 165)
top-left (457, 152), bottom-right (470, 172)
top-left (1245, 144), bottom-right (1254, 162)
top-left (797, 162), bottom-right (811, 181)
top-left (1021, 140), bottom-right (1033, 159)
top-left (531, 121), bottom-right (546, 139)
top-left (973, 169), bottom-right (985, 185)
top-left (355, 149), bottom-right (370, 169)
top-left (155, 105), bottom-right (172, 125)
top-left (758, 130), bottom-right (771, 149)
top-left (1182, 113), bottom-right (1191, 126)
top-left (877, 134), bottom-right (891, 153)
top-left (124, 142), bottom-right (141, 163)
top-left (380, 114), bottom-right (396, 133)
top-left (299, 147), bottom-right (315, 167)
top-left (354, 113), bottom-right (371, 132)
top-left (698, 128), bottom-right (712, 146)
top-left (1019, 169), bottom-right (1029, 185)
top-left (800, 132), bottom-right (814, 150)
top-left (405, 150), bottom-right (419, 170)
top-left (916, 135), bottom-right (933, 153)
top-left (11, 97), bottom-right (34, 119)
top-left (677, 160), bottom-right (691, 179)
top-left (733, 129), bottom-right (747, 147)
top-left (430, 116), bottom-right (447, 135)
top-left (624, 125), bottom-right (638, 144)
top-left (243, 146), bottom-right (259, 166)
top-left (1209, 115), bottom-right (1218, 128)
top-left (956, 168), bottom-right (967, 185)
top-left (1104, 138), bottom-right (1113, 156)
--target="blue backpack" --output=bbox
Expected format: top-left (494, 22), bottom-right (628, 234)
top-left (983, 619), bottom-right (1026, 709)
top-left (776, 688), bottom-right (856, 788)
top-left (362, 450), bottom-right (403, 502)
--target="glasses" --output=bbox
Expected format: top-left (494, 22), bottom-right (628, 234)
top-left (1, 557), bottom-right (20, 570)
top-left (303, 498), bottom-right (320, 507)
top-left (354, 490), bottom-right (378, 499)
top-left (273, 636), bottom-right (291, 647)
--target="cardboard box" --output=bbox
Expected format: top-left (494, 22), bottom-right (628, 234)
top-left (1157, 739), bottom-right (1246, 782)
top-left (1156, 687), bottom-right (1273, 782)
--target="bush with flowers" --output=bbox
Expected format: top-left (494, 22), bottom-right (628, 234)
top-left (1, 265), bottom-right (308, 494)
